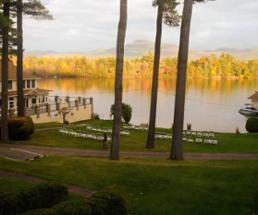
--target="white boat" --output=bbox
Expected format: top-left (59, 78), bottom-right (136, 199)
top-left (239, 104), bottom-right (258, 117)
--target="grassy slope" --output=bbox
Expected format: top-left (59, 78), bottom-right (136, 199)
top-left (0, 156), bottom-right (258, 215)
top-left (0, 177), bottom-right (33, 193)
top-left (15, 120), bottom-right (258, 153)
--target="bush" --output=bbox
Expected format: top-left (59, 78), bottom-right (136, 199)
top-left (8, 116), bottom-right (35, 140)
top-left (54, 200), bottom-right (92, 215)
top-left (0, 183), bottom-right (68, 215)
top-left (93, 113), bottom-right (100, 120)
top-left (21, 201), bottom-right (91, 215)
top-left (88, 190), bottom-right (127, 215)
top-left (245, 117), bottom-right (258, 133)
top-left (0, 191), bottom-right (24, 215)
top-left (110, 103), bottom-right (132, 123)
top-left (23, 183), bottom-right (68, 209)
top-left (21, 208), bottom-right (57, 215)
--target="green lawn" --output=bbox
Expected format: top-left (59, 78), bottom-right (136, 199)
top-left (0, 174), bottom-right (84, 202)
top-left (0, 156), bottom-right (258, 214)
top-left (12, 119), bottom-right (258, 153)
top-left (0, 177), bottom-right (33, 193)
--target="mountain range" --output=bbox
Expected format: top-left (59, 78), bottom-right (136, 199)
top-left (25, 40), bottom-right (258, 60)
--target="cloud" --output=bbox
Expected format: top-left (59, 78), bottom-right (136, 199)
top-left (23, 0), bottom-right (258, 52)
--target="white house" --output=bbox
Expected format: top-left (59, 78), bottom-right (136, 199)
top-left (0, 61), bottom-right (51, 110)
top-left (0, 61), bottom-right (94, 124)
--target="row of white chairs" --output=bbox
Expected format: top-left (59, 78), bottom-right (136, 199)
top-left (59, 129), bottom-right (111, 142)
top-left (85, 126), bottom-right (130, 136)
top-left (184, 138), bottom-right (218, 145)
top-left (154, 134), bottom-right (218, 145)
top-left (183, 131), bottom-right (215, 138)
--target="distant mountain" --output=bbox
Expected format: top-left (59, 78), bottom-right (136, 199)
top-left (25, 40), bottom-right (258, 60)
top-left (86, 40), bottom-right (179, 58)
top-left (25, 50), bottom-right (61, 57)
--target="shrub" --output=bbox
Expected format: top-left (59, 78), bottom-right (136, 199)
top-left (93, 113), bottom-right (100, 120)
top-left (54, 200), bottom-right (92, 215)
top-left (88, 190), bottom-right (127, 215)
top-left (21, 201), bottom-right (91, 215)
top-left (8, 116), bottom-right (35, 140)
top-left (26, 183), bottom-right (67, 210)
top-left (245, 118), bottom-right (258, 133)
top-left (0, 183), bottom-right (68, 215)
top-left (110, 103), bottom-right (132, 123)
top-left (21, 208), bottom-right (57, 215)
top-left (121, 104), bottom-right (132, 124)
top-left (0, 191), bottom-right (24, 215)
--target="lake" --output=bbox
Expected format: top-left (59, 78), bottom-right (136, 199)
top-left (38, 78), bottom-right (258, 133)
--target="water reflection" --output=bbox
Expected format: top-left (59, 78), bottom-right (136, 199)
top-left (38, 78), bottom-right (258, 132)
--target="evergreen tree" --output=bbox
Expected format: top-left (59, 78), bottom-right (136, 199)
top-left (110, 0), bottom-right (128, 160)
top-left (170, 0), bottom-right (214, 160)
top-left (1, 0), bottom-right (10, 142)
top-left (146, 0), bottom-right (179, 149)
top-left (16, 0), bottom-right (53, 116)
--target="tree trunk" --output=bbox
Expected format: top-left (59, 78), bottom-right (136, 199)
top-left (17, 0), bottom-right (25, 117)
top-left (146, 4), bottom-right (163, 149)
top-left (170, 0), bottom-right (193, 160)
top-left (110, 0), bottom-right (128, 160)
top-left (1, 1), bottom-right (10, 142)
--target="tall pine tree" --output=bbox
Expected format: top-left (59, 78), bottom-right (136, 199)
top-left (110, 0), bottom-right (128, 160)
top-left (146, 0), bottom-right (179, 149)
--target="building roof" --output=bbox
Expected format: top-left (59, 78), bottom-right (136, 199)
top-left (3, 88), bottom-right (52, 98)
top-left (248, 91), bottom-right (258, 102)
top-left (0, 61), bottom-right (38, 81)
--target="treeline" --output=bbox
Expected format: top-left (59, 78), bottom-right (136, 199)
top-left (23, 53), bottom-right (258, 79)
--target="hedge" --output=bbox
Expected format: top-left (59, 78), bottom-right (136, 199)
top-left (21, 190), bottom-right (127, 215)
top-left (110, 103), bottom-right (132, 123)
top-left (88, 190), bottom-right (127, 215)
top-left (0, 183), bottom-right (68, 215)
top-left (8, 117), bottom-right (35, 140)
top-left (23, 201), bottom-right (92, 215)
top-left (1, 186), bottom-right (127, 215)
top-left (245, 117), bottom-right (258, 133)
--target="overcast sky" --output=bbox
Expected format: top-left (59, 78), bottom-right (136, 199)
top-left (23, 0), bottom-right (258, 52)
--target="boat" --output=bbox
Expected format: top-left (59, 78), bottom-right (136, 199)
top-left (239, 104), bottom-right (258, 117)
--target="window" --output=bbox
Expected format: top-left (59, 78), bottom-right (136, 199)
top-left (9, 97), bottom-right (14, 109)
top-left (27, 80), bottom-right (30, 88)
top-left (32, 80), bottom-right (36, 88)
top-left (23, 80), bottom-right (25, 89)
top-left (8, 81), bottom-right (13, 90)
top-left (32, 98), bottom-right (37, 105)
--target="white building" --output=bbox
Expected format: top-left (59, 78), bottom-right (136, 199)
top-left (0, 61), bottom-right (51, 110)
top-left (0, 61), bottom-right (93, 124)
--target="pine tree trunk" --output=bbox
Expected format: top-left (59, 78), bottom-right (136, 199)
top-left (110, 0), bottom-right (128, 160)
top-left (17, 0), bottom-right (25, 117)
top-left (1, 1), bottom-right (10, 142)
top-left (170, 0), bottom-right (193, 160)
top-left (146, 4), bottom-right (163, 149)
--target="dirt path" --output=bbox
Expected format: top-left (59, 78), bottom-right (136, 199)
top-left (1, 144), bottom-right (258, 161)
top-left (0, 169), bottom-right (95, 197)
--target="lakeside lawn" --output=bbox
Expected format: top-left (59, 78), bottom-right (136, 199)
top-left (13, 119), bottom-right (258, 153)
top-left (0, 156), bottom-right (258, 214)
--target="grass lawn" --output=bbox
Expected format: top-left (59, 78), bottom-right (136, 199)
top-left (0, 174), bottom-right (84, 202)
top-left (0, 177), bottom-right (33, 193)
top-left (11, 119), bottom-right (258, 153)
top-left (0, 156), bottom-right (258, 214)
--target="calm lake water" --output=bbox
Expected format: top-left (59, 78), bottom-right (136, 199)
top-left (38, 78), bottom-right (258, 133)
